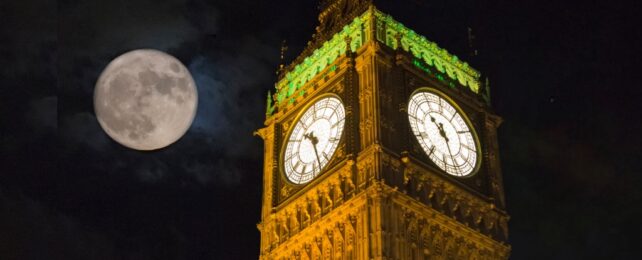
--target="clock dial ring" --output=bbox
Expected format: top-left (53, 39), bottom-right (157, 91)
top-left (407, 88), bottom-right (481, 177)
top-left (281, 95), bottom-right (345, 185)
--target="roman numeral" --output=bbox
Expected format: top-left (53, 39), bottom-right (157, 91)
top-left (312, 105), bottom-right (318, 120)
top-left (420, 104), bottom-right (430, 115)
top-left (416, 132), bottom-right (429, 139)
top-left (428, 146), bottom-right (436, 156)
top-left (286, 152), bottom-right (299, 162)
top-left (453, 164), bottom-right (461, 176)
top-left (465, 159), bottom-right (474, 169)
top-left (331, 119), bottom-right (344, 128)
top-left (328, 110), bottom-right (337, 121)
top-left (294, 161), bottom-right (301, 172)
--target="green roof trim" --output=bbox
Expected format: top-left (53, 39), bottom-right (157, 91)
top-left (274, 11), bottom-right (371, 106)
top-left (269, 8), bottom-right (482, 117)
top-left (373, 11), bottom-right (480, 93)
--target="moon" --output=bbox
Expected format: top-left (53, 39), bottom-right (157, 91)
top-left (94, 49), bottom-right (197, 150)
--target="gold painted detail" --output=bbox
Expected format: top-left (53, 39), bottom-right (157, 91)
top-left (263, 163), bottom-right (358, 255)
top-left (263, 183), bottom-right (509, 260)
top-left (395, 158), bottom-right (510, 242)
top-left (388, 191), bottom-right (510, 259)
top-left (266, 197), bottom-right (366, 260)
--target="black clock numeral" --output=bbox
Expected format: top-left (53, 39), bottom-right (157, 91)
top-left (294, 161), bottom-right (301, 172)
top-left (465, 159), bottom-right (474, 168)
top-left (428, 146), bottom-right (436, 156)
top-left (300, 120), bottom-right (310, 130)
top-left (451, 156), bottom-right (461, 173)
top-left (409, 113), bottom-right (421, 123)
top-left (328, 110), bottom-right (338, 121)
top-left (420, 103), bottom-right (430, 115)
top-left (331, 118), bottom-right (344, 128)
top-left (285, 152), bottom-right (299, 162)
top-left (461, 144), bottom-right (475, 152)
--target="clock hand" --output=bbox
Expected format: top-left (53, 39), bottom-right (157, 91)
top-left (430, 116), bottom-right (449, 142)
top-left (304, 132), bottom-right (323, 167)
top-left (312, 142), bottom-right (322, 167)
top-left (431, 116), bottom-right (460, 174)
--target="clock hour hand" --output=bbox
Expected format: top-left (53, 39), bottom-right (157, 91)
top-left (430, 116), bottom-right (449, 142)
top-left (304, 132), bottom-right (323, 167)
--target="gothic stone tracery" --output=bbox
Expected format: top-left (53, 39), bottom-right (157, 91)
top-left (258, 2), bottom-right (510, 259)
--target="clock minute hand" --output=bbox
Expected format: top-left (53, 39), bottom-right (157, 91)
top-left (304, 132), bottom-right (323, 167)
top-left (445, 140), bottom-right (460, 175)
top-left (431, 116), bottom-right (459, 175)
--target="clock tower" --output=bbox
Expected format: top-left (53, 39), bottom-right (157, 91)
top-left (255, 1), bottom-right (510, 259)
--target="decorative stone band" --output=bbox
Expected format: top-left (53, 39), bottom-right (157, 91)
top-left (268, 7), bottom-right (481, 116)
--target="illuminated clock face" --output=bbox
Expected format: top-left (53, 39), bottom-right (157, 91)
top-left (283, 96), bottom-right (345, 184)
top-left (407, 90), bottom-right (479, 177)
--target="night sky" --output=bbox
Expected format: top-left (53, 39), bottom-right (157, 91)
top-left (2, 0), bottom-right (641, 259)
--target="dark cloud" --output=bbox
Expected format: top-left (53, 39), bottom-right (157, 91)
top-left (188, 35), bottom-right (276, 150)
top-left (61, 112), bottom-right (110, 151)
top-left (3, 0), bottom-right (641, 259)
top-left (54, 0), bottom-right (278, 188)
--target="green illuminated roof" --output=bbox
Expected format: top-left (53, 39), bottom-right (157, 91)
top-left (268, 7), bottom-right (482, 116)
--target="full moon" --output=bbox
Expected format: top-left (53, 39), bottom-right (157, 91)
top-left (94, 49), bottom-right (197, 150)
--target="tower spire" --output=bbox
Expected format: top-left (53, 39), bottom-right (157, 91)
top-left (316, 0), bottom-right (372, 36)
top-left (467, 26), bottom-right (478, 58)
top-left (276, 40), bottom-right (288, 76)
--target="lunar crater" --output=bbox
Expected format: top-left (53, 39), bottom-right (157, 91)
top-left (94, 49), bottom-right (197, 150)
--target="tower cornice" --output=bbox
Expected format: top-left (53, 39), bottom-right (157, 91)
top-left (268, 7), bottom-right (483, 118)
